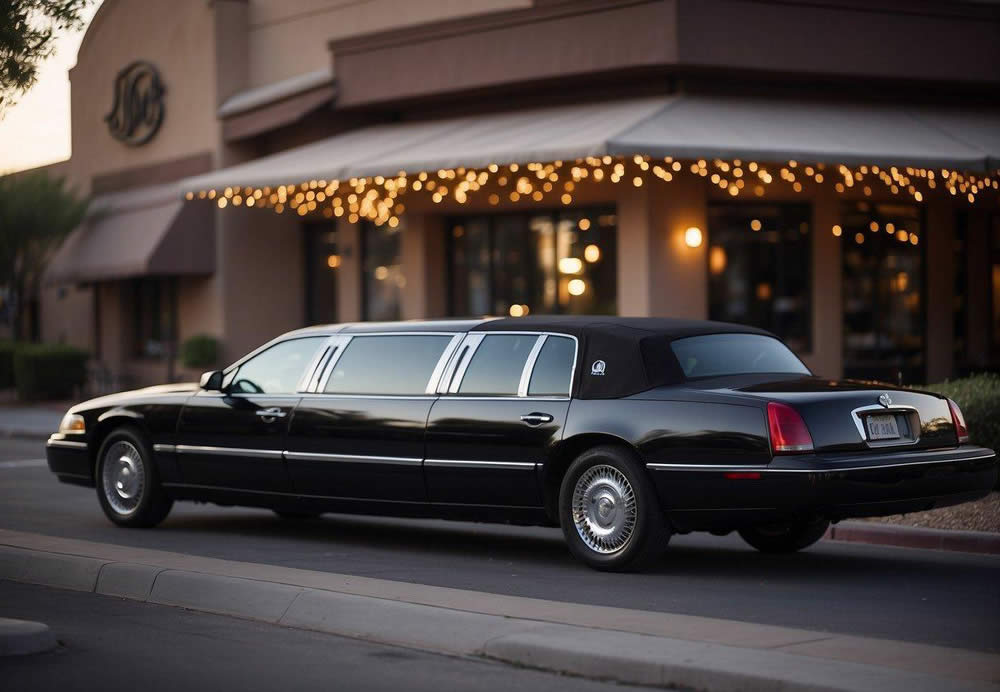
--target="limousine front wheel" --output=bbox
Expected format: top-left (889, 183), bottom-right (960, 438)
top-left (559, 446), bottom-right (669, 571)
top-left (96, 426), bottom-right (173, 528)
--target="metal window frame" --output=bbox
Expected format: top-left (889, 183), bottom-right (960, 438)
top-left (311, 332), bottom-right (463, 396)
top-left (444, 331), bottom-right (579, 399)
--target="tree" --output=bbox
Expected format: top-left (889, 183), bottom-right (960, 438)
top-left (0, 170), bottom-right (87, 339)
top-left (0, 0), bottom-right (93, 112)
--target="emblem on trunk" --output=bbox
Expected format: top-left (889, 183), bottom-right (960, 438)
top-left (878, 393), bottom-right (892, 408)
top-left (591, 360), bottom-right (606, 376)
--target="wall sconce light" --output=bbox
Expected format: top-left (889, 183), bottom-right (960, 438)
top-left (684, 226), bottom-right (703, 248)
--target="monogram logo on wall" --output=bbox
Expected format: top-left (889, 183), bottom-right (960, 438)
top-left (104, 61), bottom-right (165, 146)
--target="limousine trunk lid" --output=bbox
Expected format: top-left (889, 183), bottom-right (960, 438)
top-left (691, 376), bottom-right (959, 453)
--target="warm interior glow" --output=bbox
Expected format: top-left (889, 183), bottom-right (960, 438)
top-left (558, 257), bottom-right (584, 274)
top-left (709, 246), bottom-right (727, 275)
top-left (584, 244), bottom-right (601, 263)
top-left (685, 227), bottom-right (703, 248)
top-left (567, 279), bottom-right (587, 296)
top-left (326, 254), bottom-right (341, 268)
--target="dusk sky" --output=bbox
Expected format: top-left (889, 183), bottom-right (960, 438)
top-left (0, 2), bottom-right (102, 174)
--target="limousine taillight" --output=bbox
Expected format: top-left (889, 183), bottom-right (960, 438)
top-left (767, 401), bottom-right (814, 454)
top-left (948, 399), bottom-right (970, 444)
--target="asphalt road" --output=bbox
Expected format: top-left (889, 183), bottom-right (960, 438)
top-left (2, 438), bottom-right (998, 653)
top-left (0, 579), bottom-right (644, 692)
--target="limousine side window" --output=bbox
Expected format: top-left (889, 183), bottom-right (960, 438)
top-left (527, 336), bottom-right (576, 396)
top-left (324, 335), bottom-right (454, 395)
top-left (228, 337), bottom-right (327, 394)
top-left (458, 334), bottom-right (536, 396)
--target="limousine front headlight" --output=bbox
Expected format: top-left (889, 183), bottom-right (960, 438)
top-left (59, 412), bottom-right (86, 435)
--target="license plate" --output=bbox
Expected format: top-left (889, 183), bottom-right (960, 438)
top-left (866, 414), bottom-right (900, 441)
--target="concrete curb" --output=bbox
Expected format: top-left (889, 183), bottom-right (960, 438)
top-left (826, 521), bottom-right (1000, 555)
top-left (0, 540), bottom-right (996, 691)
top-left (0, 618), bottom-right (57, 656)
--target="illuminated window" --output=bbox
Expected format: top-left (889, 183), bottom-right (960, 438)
top-left (447, 207), bottom-right (617, 316)
top-left (841, 202), bottom-right (924, 384)
top-left (362, 220), bottom-right (404, 321)
top-left (303, 222), bottom-right (338, 325)
top-left (708, 203), bottom-right (812, 353)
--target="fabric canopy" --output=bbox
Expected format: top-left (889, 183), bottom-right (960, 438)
top-left (179, 95), bottom-right (1000, 195)
top-left (45, 183), bottom-right (214, 285)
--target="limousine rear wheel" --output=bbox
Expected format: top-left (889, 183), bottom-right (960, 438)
top-left (96, 427), bottom-right (173, 528)
top-left (738, 519), bottom-right (830, 553)
top-left (559, 446), bottom-right (668, 571)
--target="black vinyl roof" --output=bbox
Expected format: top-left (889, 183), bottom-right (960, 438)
top-left (477, 316), bottom-right (777, 399)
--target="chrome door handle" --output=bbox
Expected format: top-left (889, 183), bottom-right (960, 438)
top-left (255, 407), bottom-right (287, 419)
top-left (520, 413), bottom-right (553, 426)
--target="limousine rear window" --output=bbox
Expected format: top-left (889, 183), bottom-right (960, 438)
top-left (669, 333), bottom-right (810, 379)
top-left (458, 334), bottom-right (536, 396)
top-left (325, 335), bottom-right (454, 395)
top-left (527, 336), bottom-right (575, 396)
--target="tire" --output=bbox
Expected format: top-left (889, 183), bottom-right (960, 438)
top-left (95, 426), bottom-right (173, 528)
top-left (558, 445), bottom-right (669, 571)
top-left (738, 519), bottom-right (830, 553)
top-left (273, 511), bottom-right (321, 520)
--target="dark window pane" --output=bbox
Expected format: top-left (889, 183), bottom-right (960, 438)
top-left (325, 335), bottom-right (452, 395)
top-left (363, 222), bottom-right (403, 321)
top-left (670, 334), bottom-right (810, 379)
top-left (447, 207), bottom-right (617, 317)
top-left (230, 337), bottom-right (326, 394)
top-left (131, 277), bottom-right (177, 359)
top-left (708, 203), bottom-right (811, 353)
top-left (459, 334), bottom-right (537, 395)
top-left (841, 201), bottom-right (924, 384)
top-left (304, 222), bottom-right (338, 324)
top-left (528, 336), bottom-right (576, 396)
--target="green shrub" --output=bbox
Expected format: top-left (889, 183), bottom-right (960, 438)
top-left (13, 344), bottom-right (88, 400)
top-left (180, 334), bottom-right (219, 369)
top-left (922, 373), bottom-right (1000, 454)
top-left (0, 341), bottom-right (15, 389)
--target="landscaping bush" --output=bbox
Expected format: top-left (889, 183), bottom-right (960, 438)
top-left (922, 373), bottom-right (1000, 456)
top-left (180, 334), bottom-right (219, 369)
top-left (0, 341), bottom-right (15, 389)
top-left (13, 344), bottom-right (88, 400)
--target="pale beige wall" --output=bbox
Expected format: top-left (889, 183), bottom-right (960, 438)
top-left (246, 0), bottom-right (531, 88)
top-left (399, 214), bottom-right (447, 320)
top-left (216, 207), bottom-right (305, 363)
top-left (39, 284), bottom-right (94, 350)
top-left (68, 0), bottom-right (220, 188)
top-left (805, 186), bottom-right (843, 378)
top-left (335, 218), bottom-right (362, 323)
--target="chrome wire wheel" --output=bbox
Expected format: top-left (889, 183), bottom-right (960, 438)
top-left (571, 464), bottom-right (637, 554)
top-left (101, 440), bottom-right (145, 516)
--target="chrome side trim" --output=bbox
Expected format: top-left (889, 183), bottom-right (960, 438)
top-left (152, 444), bottom-right (177, 453)
top-left (646, 452), bottom-right (996, 473)
top-left (517, 335), bottom-right (547, 397)
top-left (174, 445), bottom-right (284, 460)
top-left (447, 333), bottom-right (485, 394)
top-left (426, 334), bottom-right (464, 394)
top-left (46, 439), bottom-right (87, 450)
top-left (424, 459), bottom-right (537, 470)
top-left (284, 451), bottom-right (421, 466)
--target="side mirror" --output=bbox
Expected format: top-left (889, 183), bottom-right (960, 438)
top-left (199, 370), bottom-right (224, 391)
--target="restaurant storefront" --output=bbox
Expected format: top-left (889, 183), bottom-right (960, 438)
top-left (34, 0), bottom-right (1000, 390)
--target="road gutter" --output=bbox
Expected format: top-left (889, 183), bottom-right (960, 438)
top-left (0, 528), bottom-right (996, 691)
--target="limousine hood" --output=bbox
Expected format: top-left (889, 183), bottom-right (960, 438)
top-left (70, 381), bottom-right (200, 413)
top-left (703, 375), bottom-right (960, 453)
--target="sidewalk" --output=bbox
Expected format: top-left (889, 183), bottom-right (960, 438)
top-left (0, 528), bottom-right (996, 691)
top-left (0, 405), bottom-right (62, 440)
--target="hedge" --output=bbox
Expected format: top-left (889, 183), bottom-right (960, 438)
top-left (180, 334), bottom-right (219, 369)
top-left (0, 341), bottom-right (14, 389)
top-left (13, 344), bottom-right (88, 400)
top-left (922, 373), bottom-right (1000, 456)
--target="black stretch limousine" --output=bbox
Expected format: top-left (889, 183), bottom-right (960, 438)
top-left (46, 317), bottom-right (997, 570)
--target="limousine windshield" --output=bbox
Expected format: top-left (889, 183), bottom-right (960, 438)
top-left (670, 333), bottom-right (811, 379)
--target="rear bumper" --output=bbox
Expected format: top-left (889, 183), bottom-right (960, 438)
top-left (46, 434), bottom-right (93, 486)
top-left (649, 445), bottom-right (997, 530)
